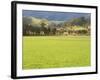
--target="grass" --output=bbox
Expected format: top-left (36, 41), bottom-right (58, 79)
top-left (22, 36), bottom-right (91, 69)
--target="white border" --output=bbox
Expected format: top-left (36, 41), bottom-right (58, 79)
top-left (17, 3), bottom-right (96, 77)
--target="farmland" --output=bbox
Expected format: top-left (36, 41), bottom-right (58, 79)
top-left (22, 36), bottom-right (91, 69)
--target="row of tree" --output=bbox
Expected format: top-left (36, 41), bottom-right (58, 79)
top-left (23, 16), bottom-right (90, 36)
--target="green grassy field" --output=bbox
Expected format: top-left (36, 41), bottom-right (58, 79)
top-left (22, 36), bottom-right (91, 69)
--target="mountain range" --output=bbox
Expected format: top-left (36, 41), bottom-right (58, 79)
top-left (23, 10), bottom-right (90, 21)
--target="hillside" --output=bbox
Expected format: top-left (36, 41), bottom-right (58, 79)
top-left (23, 10), bottom-right (90, 21)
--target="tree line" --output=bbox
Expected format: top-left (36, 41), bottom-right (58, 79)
top-left (23, 16), bottom-right (90, 36)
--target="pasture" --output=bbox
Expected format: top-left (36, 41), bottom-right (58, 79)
top-left (22, 36), bottom-right (90, 69)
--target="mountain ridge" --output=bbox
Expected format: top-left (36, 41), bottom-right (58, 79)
top-left (23, 10), bottom-right (90, 21)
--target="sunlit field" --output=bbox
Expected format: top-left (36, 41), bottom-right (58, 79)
top-left (22, 36), bottom-right (91, 69)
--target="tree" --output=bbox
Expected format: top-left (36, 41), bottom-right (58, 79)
top-left (40, 19), bottom-right (49, 35)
